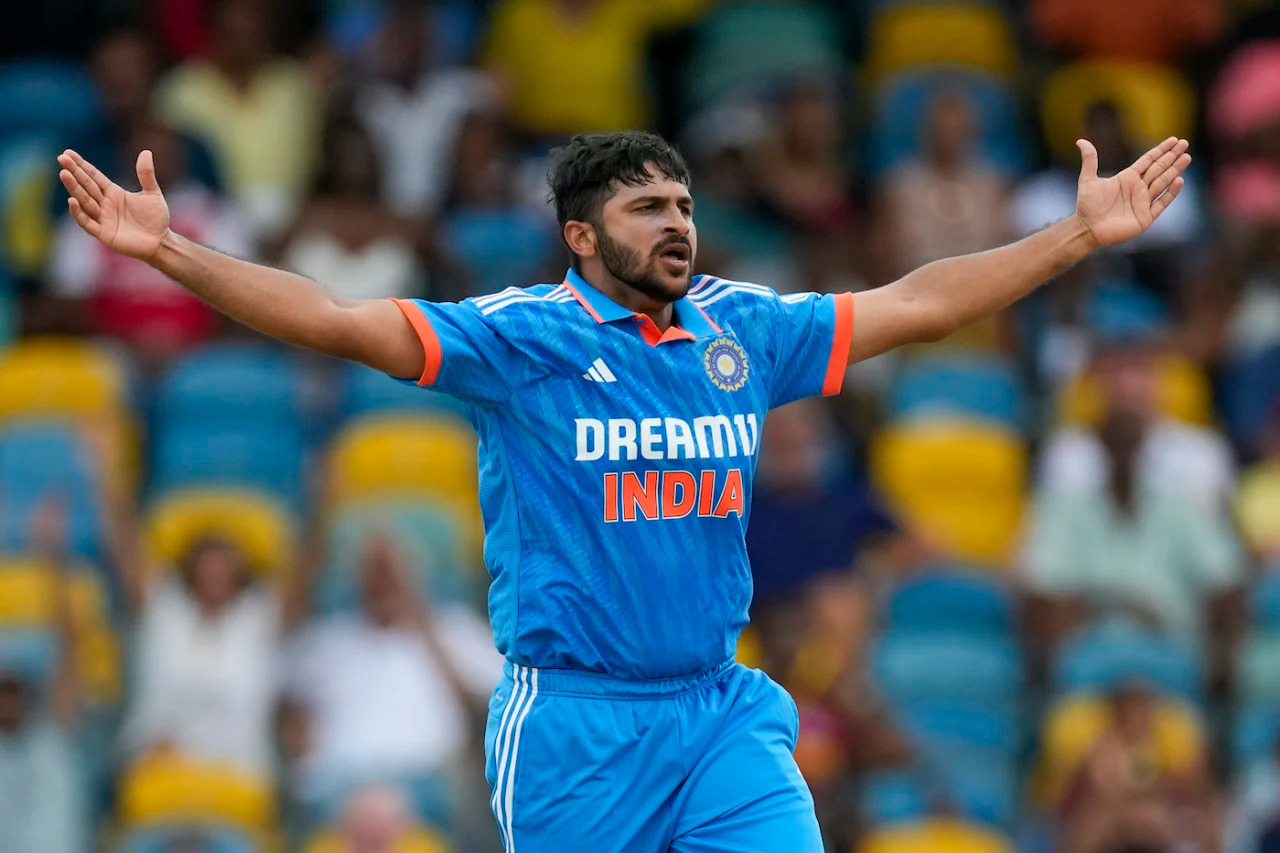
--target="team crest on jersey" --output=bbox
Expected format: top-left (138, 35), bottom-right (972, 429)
top-left (703, 337), bottom-right (749, 391)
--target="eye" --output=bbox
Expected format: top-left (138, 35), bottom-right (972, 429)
top-left (637, 203), bottom-right (656, 212)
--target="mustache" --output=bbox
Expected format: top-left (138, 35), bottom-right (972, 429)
top-left (652, 236), bottom-right (692, 254)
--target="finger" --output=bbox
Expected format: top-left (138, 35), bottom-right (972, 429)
top-left (67, 197), bottom-right (102, 239)
top-left (1150, 176), bottom-right (1185, 219)
top-left (136, 149), bottom-right (159, 193)
top-left (58, 169), bottom-right (102, 217)
top-left (58, 155), bottom-right (105, 204)
top-left (1130, 137), bottom-right (1179, 178)
top-left (1077, 139), bottom-right (1098, 181)
top-left (1141, 138), bottom-right (1189, 185)
top-left (62, 149), bottom-right (112, 194)
top-left (1148, 152), bottom-right (1192, 198)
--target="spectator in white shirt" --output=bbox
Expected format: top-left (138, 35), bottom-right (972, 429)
top-left (279, 530), bottom-right (503, 825)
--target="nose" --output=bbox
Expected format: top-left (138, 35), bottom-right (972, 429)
top-left (660, 214), bottom-right (690, 237)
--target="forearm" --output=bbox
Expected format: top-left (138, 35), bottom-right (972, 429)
top-left (897, 215), bottom-right (1097, 340)
top-left (149, 230), bottom-right (355, 357)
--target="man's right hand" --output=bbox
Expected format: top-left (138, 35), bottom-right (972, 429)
top-left (57, 149), bottom-right (171, 262)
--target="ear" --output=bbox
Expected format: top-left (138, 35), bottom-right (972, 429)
top-left (563, 220), bottom-right (597, 261)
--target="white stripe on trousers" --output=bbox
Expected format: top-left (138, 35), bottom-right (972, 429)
top-left (492, 665), bottom-right (538, 850)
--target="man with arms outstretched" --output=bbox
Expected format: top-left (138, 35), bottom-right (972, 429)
top-left (57, 129), bottom-right (1189, 852)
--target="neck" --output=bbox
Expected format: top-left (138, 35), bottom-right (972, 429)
top-left (580, 264), bottom-right (677, 330)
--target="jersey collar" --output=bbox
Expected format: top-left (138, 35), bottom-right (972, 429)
top-left (562, 269), bottom-right (722, 341)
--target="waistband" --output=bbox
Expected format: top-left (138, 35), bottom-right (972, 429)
top-left (501, 658), bottom-right (738, 698)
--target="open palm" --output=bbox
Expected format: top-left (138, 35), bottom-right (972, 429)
top-left (1075, 136), bottom-right (1191, 247)
top-left (57, 149), bottom-right (170, 261)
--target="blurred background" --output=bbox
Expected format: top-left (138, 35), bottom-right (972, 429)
top-left (1, 0), bottom-right (1279, 852)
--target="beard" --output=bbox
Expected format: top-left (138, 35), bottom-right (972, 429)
top-left (596, 225), bottom-right (693, 304)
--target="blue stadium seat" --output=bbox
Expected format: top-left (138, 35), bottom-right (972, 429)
top-left (890, 355), bottom-right (1026, 430)
top-left (1052, 620), bottom-right (1201, 702)
top-left (1253, 575), bottom-right (1280, 633)
top-left (1224, 344), bottom-right (1280, 455)
top-left (1085, 279), bottom-right (1169, 341)
top-left (0, 629), bottom-right (56, 682)
top-left (0, 60), bottom-right (101, 139)
top-left (119, 825), bottom-right (258, 853)
top-left (150, 426), bottom-right (305, 507)
top-left (0, 421), bottom-right (103, 560)
top-left (859, 770), bottom-right (929, 825)
top-left (340, 363), bottom-right (467, 421)
top-left (859, 754), bottom-right (1018, 828)
top-left (442, 209), bottom-right (558, 298)
top-left (897, 700), bottom-right (1020, 756)
top-left (156, 343), bottom-right (303, 428)
top-left (1232, 703), bottom-right (1280, 770)
top-left (873, 632), bottom-right (1022, 708)
top-left (865, 70), bottom-right (1027, 176)
top-left (883, 571), bottom-right (1015, 637)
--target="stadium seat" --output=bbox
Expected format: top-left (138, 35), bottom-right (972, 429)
top-left (327, 415), bottom-right (479, 515)
top-left (0, 627), bottom-right (56, 682)
top-left (0, 134), bottom-right (60, 279)
top-left (898, 700), bottom-right (1020, 756)
top-left (1240, 633), bottom-right (1280, 705)
top-left (1223, 344), bottom-right (1280, 455)
top-left (1238, 465), bottom-right (1280, 559)
top-left (150, 425), bottom-right (306, 507)
top-left (883, 571), bottom-right (1015, 638)
top-left (118, 755), bottom-right (276, 832)
top-left (1232, 703), bottom-right (1280, 770)
top-left (1040, 60), bottom-right (1196, 163)
top-left (0, 60), bottom-right (101, 139)
top-left (1036, 694), bottom-right (1203, 806)
top-left (858, 816), bottom-right (1013, 853)
top-left (305, 826), bottom-right (452, 853)
top-left (0, 421), bottom-right (106, 561)
top-left (864, 3), bottom-right (1018, 82)
top-left (341, 362), bottom-right (466, 421)
top-left (0, 337), bottom-right (129, 424)
top-left (860, 761), bottom-right (1022, 828)
top-left (441, 209), bottom-right (558, 298)
top-left (888, 355), bottom-right (1027, 431)
top-left (1252, 573), bottom-right (1280, 632)
top-left (118, 824), bottom-right (261, 853)
top-left (1056, 351), bottom-right (1214, 428)
top-left (156, 342), bottom-right (303, 429)
top-left (146, 488), bottom-right (296, 576)
top-left (318, 498), bottom-right (477, 610)
top-left (1052, 620), bottom-right (1201, 701)
top-left (873, 633), bottom-right (1023, 708)
top-left (871, 421), bottom-right (1027, 566)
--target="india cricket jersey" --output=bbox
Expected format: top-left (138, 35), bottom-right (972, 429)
top-left (391, 269), bottom-right (853, 679)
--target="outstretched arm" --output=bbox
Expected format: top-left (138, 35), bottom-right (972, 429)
top-left (848, 136), bottom-right (1191, 363)
top-left (56, 149), bottom-right (425, 379)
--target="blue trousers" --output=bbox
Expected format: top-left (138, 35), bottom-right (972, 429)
top-left (484, 659), bottom-right (822, 852)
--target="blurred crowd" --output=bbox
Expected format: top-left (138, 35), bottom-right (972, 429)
top-left (1, 0), bottom-right (1280, 852)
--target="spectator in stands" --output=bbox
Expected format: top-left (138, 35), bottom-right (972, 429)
top-left (120, 535), bottom-right (292, 774)
top-left (1024, 361), bottom-right (1247, 675)
top-left (0, 500), bottom-right (87, 853)
top-left (1030, 0), bottom-right (1223, 64)
top-left (279, 530), bottom-right (503, 827)
top-left (353, 0), bottom-right (496, 219)
top-left (1047, 681), bottom-right (1217, 853)
top-left (1038, 335), bottom-right (1236, 511)
top-left (438, 107), bottom-right (559, 296)
top-left (330, 784), bottom-right (421, 853)
top-left (1237, 408), bottom-right (1280, 562)
top-left (272, 116), bottom-right (442, 301)
top-left (157, 0), bottom-right (321, 240)
top-left (48, 118), bottom-right (250, 366)
top-left (482, 0), bottom-right (705, 140)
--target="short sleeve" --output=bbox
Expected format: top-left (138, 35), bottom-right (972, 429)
top-left (1021, 494), bottom-right (1087, 595)
top-left (767, 291), bottom-right (855, 409)
top-left (390, 297), bottom-right (525, 407)
top-left (1176, 500), bottom-right (1246, 593)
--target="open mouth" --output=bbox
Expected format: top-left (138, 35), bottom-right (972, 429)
top-left (658, 243), bottom-right (690, 269)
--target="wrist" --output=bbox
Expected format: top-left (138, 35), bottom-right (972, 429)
top-left (147, 229), bottom-right (181, 268)
top-left (1070, 212), bottom-right (1101, 252)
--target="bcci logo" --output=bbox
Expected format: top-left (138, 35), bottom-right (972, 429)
top-left (703, 337), bottom-right (749, 391)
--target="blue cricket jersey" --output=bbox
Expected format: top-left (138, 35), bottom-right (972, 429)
top-left (391, 269), bottom-right (854, 679)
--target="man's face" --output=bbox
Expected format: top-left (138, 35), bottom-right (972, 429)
top-left (591, 166), bottom-right (697, 303)
top-left (1098, 346), bottom-right (1159, 421)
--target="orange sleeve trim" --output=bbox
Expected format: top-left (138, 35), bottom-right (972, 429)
top-left (390, 297), bottom-right (442, 386)
top-left (821, 291), bottom-right (855, 396)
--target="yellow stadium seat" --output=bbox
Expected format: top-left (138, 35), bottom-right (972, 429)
top-left (865, 3), bottom-right (1019, 82)
top-left (0, 337), bottom-right (127, 423)
top-left (1034, 694), bottom-right (1203, 807)
top-left (0, 559), bottom-right (120, 701)
top-left (327, 416), bottom-right (479, 514)
top-left (1237, 463), bottom-right (1280, 557)
top-left (146, 489), bottom-right (295, 576)
top-left (118, 755), bottom-right (276, 831)
top-left (735, 625), bottom-right (764, 670)
top-left (1041, 60), bottom-right (1196, 163)
top-left (306, 827), bottom-right (451, 853)
top-left (871, 421), bottom-right (1027, 567)
top-left (1056, 352), bottom-right (1214, 427)
top-left (859, 817), bottom-right (1012, 853)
